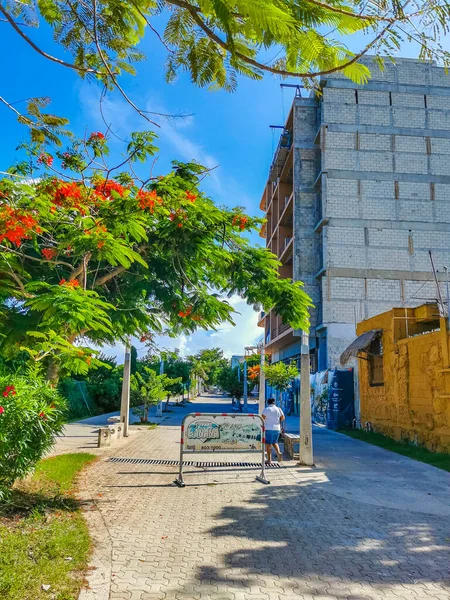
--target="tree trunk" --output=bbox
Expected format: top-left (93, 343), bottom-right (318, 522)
top-left (46, 359), bottom-right (60, 385)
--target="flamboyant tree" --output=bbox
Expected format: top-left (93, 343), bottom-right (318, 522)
top-left (0, 131), bottom-right (312, 381)
top-left (1, 0), bottom-right (450, 137)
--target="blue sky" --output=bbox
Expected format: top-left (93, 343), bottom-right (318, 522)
top-left (0, 15), bottom-right (422, 361)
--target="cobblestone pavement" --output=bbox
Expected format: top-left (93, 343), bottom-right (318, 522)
top-left (78, 396), bottom-right (450, 600)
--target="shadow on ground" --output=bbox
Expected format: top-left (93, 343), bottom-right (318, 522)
top-left (196, 476), bottom-right (450, 595)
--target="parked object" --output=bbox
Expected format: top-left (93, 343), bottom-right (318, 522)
top-left (283, 433), bottom-right (300, 459)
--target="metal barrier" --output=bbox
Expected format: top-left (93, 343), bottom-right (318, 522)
top-left (174, 413), bottom-right (270, 487)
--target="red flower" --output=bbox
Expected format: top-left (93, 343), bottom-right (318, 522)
top-left (97, 241), bottom-right (105, 249)
top-left (37, 153), bottom-right (53, 167)
top-left (177, 223), bottom-right (183, 228)
top-left (89, 132), bottom-right (105, 142)
top-left (2, 385), bottom-right (16, 398)
top-left (137, 189), bottom-right (159, 211)
top-left (0, 207), bottom-right (39, 247)
top-left (42, 248), bottom-right (57, 260)
top-left (185, 191), bottom-right (197, 202)
top-left (52, 182), bottom-right (85, 213)
top-left (94, 179), bottom-right (125, 201)
top-left (86, 357), bottom-right (91, 365)
top-left (0, 406), bottom-right (4, 414)
top-left (39, 411), bottom-right (48, 420)
top-left (178, 306), bottom-right (193, 318)
top-left (232, 215), bottom-right (248, 230)
top-left (59, 278), bottom-right (79, 288)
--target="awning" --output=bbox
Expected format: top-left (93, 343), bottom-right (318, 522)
top-left (340, 329), bottom-right (383, 365)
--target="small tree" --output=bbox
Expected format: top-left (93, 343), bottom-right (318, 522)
top-left (130, 368), bottom-right (171, 422)
top-left (263, 361), bottom-right (298, 405)
top-left (189, 360), bottom-right (208, 397)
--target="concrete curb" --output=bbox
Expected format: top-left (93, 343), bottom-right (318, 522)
top-left (77, 466), bottom-right (112, 600)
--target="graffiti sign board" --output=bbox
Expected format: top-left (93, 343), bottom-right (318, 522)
top-left (183, 414), bottom-right (262, 453)
top-left (175, 413), bottom-right (269, 487)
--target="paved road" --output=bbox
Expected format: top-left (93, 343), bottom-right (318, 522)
top-left (75, 395), bottom-right (450, 600)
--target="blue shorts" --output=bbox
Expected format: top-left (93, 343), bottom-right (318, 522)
top-left (265, 430), bottom-right (280, 444)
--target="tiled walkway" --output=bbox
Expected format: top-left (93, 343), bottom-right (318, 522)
top-left (72, 395), bottom-right (450, 600)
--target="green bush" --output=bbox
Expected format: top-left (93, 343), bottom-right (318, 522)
top-left (0, 370), bottom-right (67, 498)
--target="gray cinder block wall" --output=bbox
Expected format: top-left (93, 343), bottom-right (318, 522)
top-left (265, 57), bottom-right (450, 373)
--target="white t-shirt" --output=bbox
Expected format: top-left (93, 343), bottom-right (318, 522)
top-left (262, 405), bottom-right (284, 431)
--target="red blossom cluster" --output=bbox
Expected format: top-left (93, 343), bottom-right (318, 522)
top-left (137, 189), bottom-right (161, 211)
top-left (52, 181), bottom-right (85, 213)
top-left (88, 132), bottom-right (105, 142)
top-left (140, 332), bottom-right (154, 343)
top-left (39, 411), bottom-right (48, 420)
top-left (59, 279), bottom-right (80, 288)
top-left (37, 153), bottom-right (54, 167)
top-left (93, 179), bottom-right (125, 201)
top-left (41, 247), bottom-right (57, 260)
top-left (232, 215), bottom-right (248, 230)
top-left (2, 385), bottom-right (16, 398)
top-left (248, 365), bottom-right (260, 381)
top-left (178, 306), bottom-right (193, 318)
top-left (185, 191), bottom-right (197, 202)
top-left (177, 307), bottom-right (201, 321)
top-left (0, 406), bottom-right (4, 415)
top-left (0, 206), bottom-right (40, 247)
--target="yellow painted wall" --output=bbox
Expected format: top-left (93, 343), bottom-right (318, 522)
top-left (357, 306), bottom-right (450, 453)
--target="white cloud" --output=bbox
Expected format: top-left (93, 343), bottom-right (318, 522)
top-left (79, 86), bottom-right (261, 363)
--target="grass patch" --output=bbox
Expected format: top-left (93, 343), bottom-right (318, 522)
top-left (0, 453), bottom-right (96, 600)
top-left (340, 429), bottom-right (450, 473)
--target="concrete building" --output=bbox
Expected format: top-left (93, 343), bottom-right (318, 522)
top-left (259, 57), bottom-right (450, 372)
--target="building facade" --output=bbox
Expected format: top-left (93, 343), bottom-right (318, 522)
top-left (348, 302), bottom-right (450, 453)
top-left (259, 57), bottom-right (450, 371)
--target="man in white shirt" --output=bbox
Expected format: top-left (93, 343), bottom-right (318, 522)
top-left (261, 398), bottom-right (285, 464)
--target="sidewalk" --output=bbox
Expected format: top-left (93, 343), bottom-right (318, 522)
top-left (71, 395), bottom-right (450, 600)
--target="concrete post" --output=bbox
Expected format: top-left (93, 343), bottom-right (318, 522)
top-left (258, 344), bottom-right (265, 414)
top-left (156, 359), bottom-right (164, 417)
top-left (120, 342), bottom-right (131, 437)
top-left (299, 330), bottom-right (313, 465)
top-left (243, 360), bottom-right (248, 412)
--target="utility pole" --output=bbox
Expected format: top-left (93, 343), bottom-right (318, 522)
top-left (299, 330), bottom-right (313, 465)
top-left (258, 342), bottom-right (265, 414)
top-left (156, 358), bottom-right (164, 417)
top-left (120, 341), bottom-right (131, 437)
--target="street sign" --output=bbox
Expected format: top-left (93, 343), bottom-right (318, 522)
top-left (175, 413), bottom-right (269, 487)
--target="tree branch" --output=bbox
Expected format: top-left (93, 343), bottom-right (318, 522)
top-left (95, 265), bottom-right (126, 287)
top-left (91, 0), bottom-right (160, 127)
top-left (0, 244), bottom-right (73, 268)
top-left (7, 270), bottom-right (34, 298)
top-left (0, 4), bottom-right (99, 75)
top-left (169, 0), bottom-right (399, 79)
